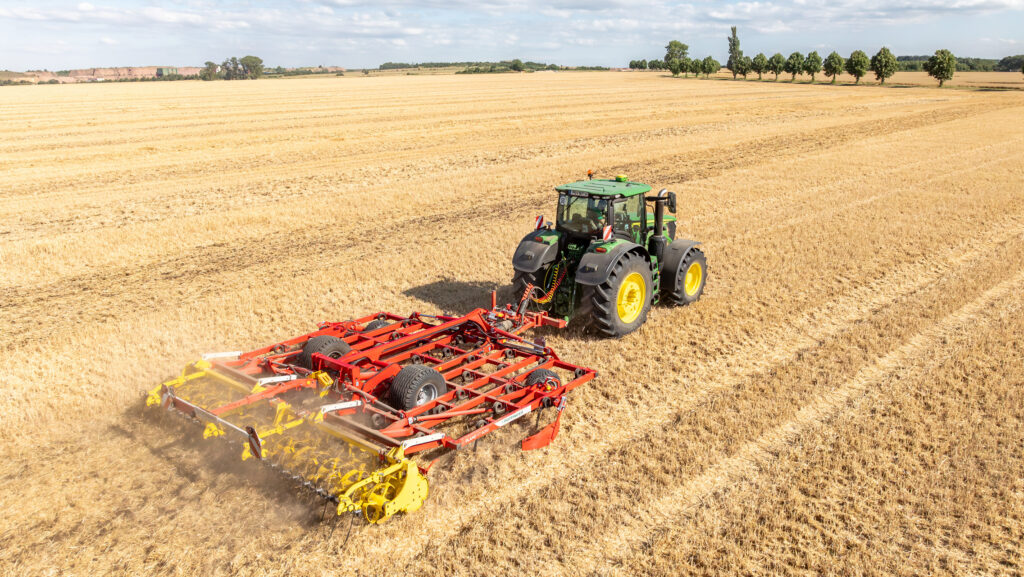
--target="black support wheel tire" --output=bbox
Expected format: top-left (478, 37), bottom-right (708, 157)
top-left (662, 248), bottom-right (707, 306)
top-left (364, 319), bottom-right (391, 332)
top-left (525, 368), bottom-right (561, 389)
top-left (390, 365), bottom-right (448, 411)
top-left (296, 335), bottom-right (351, 369)
top-left (582, 251), bottom-right (653, 338)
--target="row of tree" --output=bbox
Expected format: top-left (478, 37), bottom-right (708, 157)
top-left (630, 28), bottom-right (968, 87)
top-left (200, 56), bottom-right (264, 81)
top-left (629, 56), bottom-right (721, 77)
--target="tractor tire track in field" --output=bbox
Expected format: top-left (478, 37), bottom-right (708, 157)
top-left (613, 102), bottom-right (1012, 185)
top-left (4, 111), bottom-right (1014, 295)
top-left (0, 100), bottom-right (1006, 243)
top-left (0, 100), bottom-right (818, 209)
top-left (588, 269), bottom-right (1024, 574)
top-left (0, 106), bottom-right (1012, 350)
top-left (348, 210), bottom-right (1024, 572)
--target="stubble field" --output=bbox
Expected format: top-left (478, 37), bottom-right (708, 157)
top-left (1, 72), bottom-right (1022, 576)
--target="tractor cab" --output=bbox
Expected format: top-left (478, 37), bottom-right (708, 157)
top-left (554, 175), bottom-right (653, 244)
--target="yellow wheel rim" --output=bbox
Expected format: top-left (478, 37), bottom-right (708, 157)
top-left (684, 261), bottom-right (703, 296)
top-left (616, 272), bottom-right (646, 324)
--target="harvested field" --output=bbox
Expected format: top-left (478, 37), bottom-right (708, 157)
top-left (1, 72), bottom-right (1022, 576)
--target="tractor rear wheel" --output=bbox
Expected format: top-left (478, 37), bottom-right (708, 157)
top-left (663, 248), bottom-right (707, 306)
top-left (390, 365), bottom-right (448, 411)
top-left (297, 335), bottom-right (351, 369)
top-left (512, 270), bottom-right (541, 304)
top-left (581, 251), bottom-right (653, 337)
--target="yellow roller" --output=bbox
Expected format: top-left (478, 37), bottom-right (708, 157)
top-left (335, 447), bottom-right (429, 524)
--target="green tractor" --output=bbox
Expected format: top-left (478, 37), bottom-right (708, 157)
top-left (512, 173), bottom-right (707, 337)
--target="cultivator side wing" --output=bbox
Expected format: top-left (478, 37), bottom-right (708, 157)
top-left (147, 300), bottom-right (595, 523)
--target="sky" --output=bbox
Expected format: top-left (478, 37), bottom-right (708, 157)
top-left (0, 1), bottom-right (1021, 71)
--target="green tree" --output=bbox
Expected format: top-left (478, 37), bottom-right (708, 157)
top-left (995, 55), bottom-right (1024, 71)
top-left (220, 57), bottom-right (239, 80)
top-left (751, 53), bottom-right (768, 80)
top-left (639, 59), bottom-right (647, 70)
top-left (845, 50), bottom-right (870, 84)
top-left (649, 59), bottom-right (666, 70)
top-left (822, 51), bottom-right (845, 83)
top-left (737, 55), bottom-right (752, 79)
top-left (701, 56), bottom-right (720, 78)
top-left (726, 26), bottom-right (743, 79)
top-left (768, 52), bottom-right (785, 80)
top-left (665, 40), bottom-right (689, 65)
top-left (668, 58), bottom-right (683, 77)
top-left (784, 51), bottom-right (804, 81)
top-left (200, 61), bottom-right (219, 81)
top-left (689, 58), bottom-right (702, 76)
top-left (510, 59), bottom-right (524, 72)
top-left (239, 55), bottom-right (264, 79)
top-left (870, 47), bottom-right (897, 84)
top-left (923, 49), bottom-right (956, 87)
top-left (803, 50), bottom-right (822, 82)
top-left (680, 56), bottom-right (692, 77)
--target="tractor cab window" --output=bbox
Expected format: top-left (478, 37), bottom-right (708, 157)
top-left (557, 193), bottom-right (608, 235)
top-left (611, 195), bottom-right (644, 241)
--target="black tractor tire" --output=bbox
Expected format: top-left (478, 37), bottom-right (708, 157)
top-left (580, 251), bottom-right (653, 337)
top-left (364, 319), bottom-right (391, 332)
top-left (297, 335), bottom-right (351, 369)
top-left (390, 364), bottom-right (448, 411)
top-left (662, 248), bottom-right (707, 306)
top-left (525, 368), bottom-right (561, 389)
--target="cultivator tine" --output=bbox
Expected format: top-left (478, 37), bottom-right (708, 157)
top-left (522, 397), bottom-right (567, 450)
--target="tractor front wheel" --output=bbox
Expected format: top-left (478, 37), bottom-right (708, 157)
top-left (663, 248), bottom-right (707, 306)
top-left (581, 252), bottom-right (653, 337)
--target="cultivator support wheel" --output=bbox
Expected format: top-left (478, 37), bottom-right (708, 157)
top-left (146, 296), bottom-right (595, 524)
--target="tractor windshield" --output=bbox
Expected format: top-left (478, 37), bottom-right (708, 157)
top-left (556, 193), bottom-right (608, 235)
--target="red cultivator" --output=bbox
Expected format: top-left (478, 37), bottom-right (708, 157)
top-left (147, 296), bottom-right (596, 523)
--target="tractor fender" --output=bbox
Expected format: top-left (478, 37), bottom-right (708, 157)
top-left (575, 241), bottom-right (646, 286)
top-left (661, 238), bottom-right (702, 276)
top-left (512, 233), bottom-right (559, 274)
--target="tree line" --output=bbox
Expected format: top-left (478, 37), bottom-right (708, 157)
top-left (200, 56), bottom-right (264, 80)
top-left (630, 28), bottom-right (1009, 87)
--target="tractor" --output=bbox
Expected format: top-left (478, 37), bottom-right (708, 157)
top-left (512, 173), bottom-right (707, 337)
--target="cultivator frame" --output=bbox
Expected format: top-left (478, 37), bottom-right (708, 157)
top-left (147, 297), bottom-right (596, 523)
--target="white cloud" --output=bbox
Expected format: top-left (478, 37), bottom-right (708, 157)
top-left (99, 36), bottom-right (116, 45)
top-left (0, 0), bottom-right (1021, 69)
top-left (140, 7), bottom-right (204, 25)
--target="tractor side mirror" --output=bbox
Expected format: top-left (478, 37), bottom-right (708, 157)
top-left (658, 189), bottom-right (677, 214)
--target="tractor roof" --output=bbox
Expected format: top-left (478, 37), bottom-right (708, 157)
top-left (555, 179), bottom-right (652, 197)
